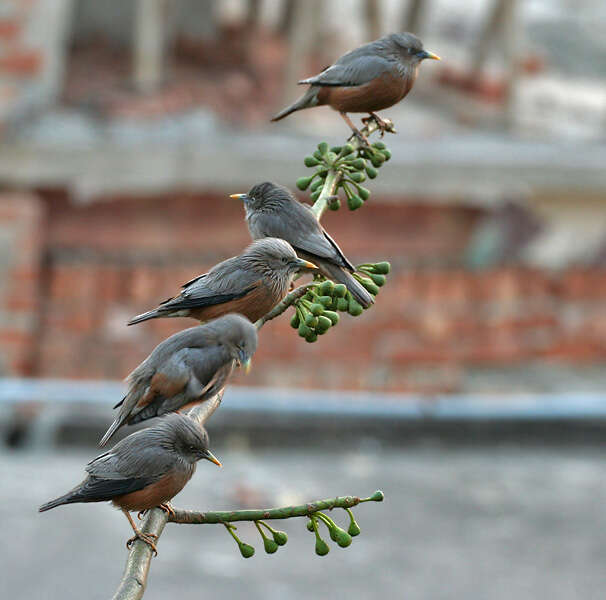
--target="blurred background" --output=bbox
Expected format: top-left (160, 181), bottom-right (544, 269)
top-left (1, 1), bottom-right (606, 599)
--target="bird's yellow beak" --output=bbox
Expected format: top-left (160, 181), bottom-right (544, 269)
top-left (296, 258), bottom-right (318, 272)
top-left (242, 358), bottom-right (252, 375)
top-left (230, 193), bottom-right (247, 200)
top-left (424, 51), bottom-right (441, 61)
top-left (204, 450), bottom-right (222, 467)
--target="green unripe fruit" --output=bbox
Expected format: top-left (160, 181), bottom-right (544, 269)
top-left (370, 490), bottom-right (385, 502)
top-left (318, 295), bottom-right (333, 307)
top-left (313, 149), bottom-right (323, 161)
top-left (317, 316), bottom-right (332, 331)
top-left (273, 531), bottom-right (288, 546)
top-left (310, 303), bottom-right (324, 316)
top-left (305, 332), bottom-right (318, 343)
top-left (357, 186), bottom-right (371, 201)
top-left (290, 312), bottom-right (300, 329)
top-left (360, 278), bottom-right (380, 296)
top-left (330, 145), bottom-right (342, 154)
top-left (298, 323), bottom-right (311, 338)
top-left (328, 197), bottom-right (340, 211)
top-left (315, 539), bottom-right (330, 556)
top-left (323, 310), bottom-right (339, 325)
top-left (325, 151), bottom-right (338, 164)
top-left (239, 543), bottom-right (255, 558)
top-left (317, 142), bottom-right (329, 155)
top-left (296, 176), bottom-right (314, 190)
top-left (310, 189), bottom-right (321, 201)
top-left (373, 261), bottom-right (391, 274)
top-left (370, 273), bottom-right (386, 287)
top-left (319, 280), bottom-right (334, 295)
top-left (336, 297), bottom-right (349, 311)
top-left (370, 154), bottom-right (385, 168)
top-left (304, 155), bottom-right (320, 167)
top-left (263, 538), bottom-right (279, 554)
top-left (348, 298), bottom-right (364, 316)
top-left (316, 167), bottom-right (328, 177)
top-left (340, 143), bottom-right (354, 155)
top-left (347, 195), bottom-right (364, 211)
top-left (310, 178), bottom-right (324, 192)
top-left (349, 171), bottom-right (366, 183)
top-left (348, 521), bottom-right (361, 537)
top-left (373, 141), bottom-right (386, 150)
top-left (333, 284), bottom-right (347, 298)
top-left (329, 527), bottom-right (338, 542)
top-left (304, 313), bottom-right (318, 328)
top-left (381, 148), bottom-right (392, 161)
top-left (365, 165), bottom-right (378, 179)
top-left (351, 158), bottom-right (366, 170)
top-left (306, 520), bottom-right (315, 532)
top-left (334, 528), bottom-right (352, 548)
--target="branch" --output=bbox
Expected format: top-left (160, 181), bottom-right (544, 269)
top-left (168, 490), bottom-right (384, 524)
top-left (113, 393), bottom-right (223, 600)
top-left (255, 283), bottom-right (314, 329)
top-left (311, 118), bottom-right (382, 220)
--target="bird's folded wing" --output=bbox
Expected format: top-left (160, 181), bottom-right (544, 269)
top-left (75, 474), bottom-right (155, 501)
top-left (162, 259), bottom-right (260, 310)
top-left (257, 208), bottom-right (354, 270)
top-left (87, 442), bottom-right (175, 481)
top-left (299, 55), bottom-right (393, 87)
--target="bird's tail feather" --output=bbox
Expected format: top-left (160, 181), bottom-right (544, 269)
top-left (39, 491), bottom-right (84, 512)
top-left (316, 260), bottom-right (374, 309)
top-left (271, 89), bottom-right (319, 122)
top-left (127, 309), bottom-right (159, 326)
top-left (98, 416), bottom-right (124, 447)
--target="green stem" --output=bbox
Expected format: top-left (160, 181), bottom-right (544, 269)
top-left (255, 283), bottom-right (314, 329)
top-left (311, 118), bottom-right (381, 220)
top-left (168, 491), bottom-right (384, 525)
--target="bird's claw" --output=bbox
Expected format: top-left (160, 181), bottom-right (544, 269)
top-left (362, 114), bottom-right (396, 137)
top-left (126, 532), bottom-right (159, 556)
top-left (159, 503), bottom-right (176, 518)
top-left (349, 129), bottom-right (370, 147)
top-left (137, 510), bottom-right (147, 520)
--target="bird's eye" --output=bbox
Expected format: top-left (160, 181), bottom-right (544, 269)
top-left (281, 257), bottom-right (288, 264)
top-left (189, 445), bottom-right (197, 452)
top-left (408, 47), bottom-right (416, 55)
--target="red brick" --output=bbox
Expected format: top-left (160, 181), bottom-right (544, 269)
top-left (0, 48), bottom-right (42, 75)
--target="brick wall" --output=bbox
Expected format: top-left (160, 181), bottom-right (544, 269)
top-left (0, 193), bottom-right (45, 375)
top-left (6, 191), bottom-right (600, 394)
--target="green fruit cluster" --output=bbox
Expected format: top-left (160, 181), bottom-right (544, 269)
top-left (307, 512), bottom-right (354, 557)
top-left (297, 140), bottom-right (391, 212)
top-left (290, 263), bottom-right (390, 342)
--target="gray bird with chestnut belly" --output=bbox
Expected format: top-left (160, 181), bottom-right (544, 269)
top-left (232, 181), bottom-right (373, 308)
top-left (40, 413), bottom-right (221, 554)
top-left (100, 314), bottom-right (257, 446)
top-left (127, 238), bottom-right (316, 326)
top-left (271, 32), bottom-right (440, 142)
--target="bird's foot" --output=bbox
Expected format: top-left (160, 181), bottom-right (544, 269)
top-left (158, 502), bottom-right (176, 518)
top-left (137, 509), bottom-right (148, 520)
top-left (348, 128), bottom-right (370, 147)
top-left (126, 531), bottom-right (159, 556)
top-left (362, 113), bottom-right (396, 137)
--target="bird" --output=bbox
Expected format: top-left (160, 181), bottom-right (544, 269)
top-left (231, 181), bottom-right (373, 308)
top-left (271, 32), bottom-right (440, 142)
top-left (99, 314), bottom-right (258, 446)
top-left (39, 412), bottom-right (221, 554)
top-left (127, 238), bottom-right (317, 326)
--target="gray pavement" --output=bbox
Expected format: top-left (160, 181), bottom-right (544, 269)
top-left (3, 443), bottom-right (606, 600)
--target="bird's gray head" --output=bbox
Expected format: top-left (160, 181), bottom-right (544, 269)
top-left (383, 32), bottom-right (440, 65)
top-left (161, 413), bottom-right (221, 466)
top-left (205, 313), bottom-right (258, 373)
top-left (242, 238), bottom-right (317, 281)
top-left (230, 181), bottom-right (294, 214)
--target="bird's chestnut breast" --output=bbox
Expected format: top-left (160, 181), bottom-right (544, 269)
top-left (320, 69), bottom-right (416, 113)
